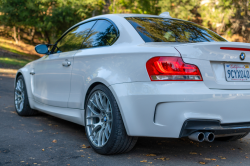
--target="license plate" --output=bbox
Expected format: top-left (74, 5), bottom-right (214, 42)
top-left (225, 63), bottom-right (250, 82)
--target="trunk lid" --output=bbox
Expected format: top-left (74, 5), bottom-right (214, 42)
top-left (175, 42), bottom-right (250, 89)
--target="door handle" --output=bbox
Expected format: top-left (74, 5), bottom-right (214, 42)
top-left (62, 61), bottom-right (71, 67)
top-left (30, 71), bottom-right (35, 75)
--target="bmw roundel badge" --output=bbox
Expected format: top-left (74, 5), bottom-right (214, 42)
top-left (240, 52), bottom-right (246, 60)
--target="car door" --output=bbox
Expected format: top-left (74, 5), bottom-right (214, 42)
top-left (68, 19), bottom-right (119, 108)
top-left (32, 21), bottom-right (96, 107)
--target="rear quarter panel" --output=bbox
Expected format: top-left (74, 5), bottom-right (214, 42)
top-left (68, 45), bottom-right (180, 109)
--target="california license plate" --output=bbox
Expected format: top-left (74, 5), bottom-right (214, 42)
top-left (225, 63), bottom-right (250, 82)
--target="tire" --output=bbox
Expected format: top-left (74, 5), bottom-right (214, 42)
top-left (85, 84), bottom-right (138, 155)
top-left (216, 132), bottom-right (249, 141)
top-left (14, 75), bottom-right (38, 116)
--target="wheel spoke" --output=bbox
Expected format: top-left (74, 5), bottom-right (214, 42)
top-left (98, 92), bottom-right (105, 109)
top-left (15, 91), bottom-right (20, 97)
top-left (18, 99), bottom-right (22, 104)
top-left (98, 128), bottom-right (104, 146)
top-left (86, 114), bottom-right (102, 119)
top-left (106, 104), bottom-right (111, 113)
top-left (90, 124), bottom-right (101, 136)
top-left (16, 82), bottom-right (21, 92)
top-left (95, 93), bottom-right (103, 111)
top-left (93, 130), bottom-right (100, 142)
top-left (87, 105), bottom-right (99, 115)
top-left (107, 123), bottom-right (111, 133)
top-left (20, 80), bottom-right (24, 89)
top-left (19, 102), bottom-right (24, 110)
top-left (104, 125), bottom-right (109, 139)
top-left (17, 100), bottom-right (21, 109)
top-left (90, 99), bottom-right (98, 109)
top-left (102, 129), bottom-right (106, 145)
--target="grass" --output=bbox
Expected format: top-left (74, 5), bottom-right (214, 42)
top-left (0, 44), bottom-right (38, 60)
top-left (0, 37), bottom-right (40, 69)
top-left (0, 57), bottom-right (31, 68)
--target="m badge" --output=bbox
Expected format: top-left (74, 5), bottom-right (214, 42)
top-left (240, 53), bottom-right (246, 60)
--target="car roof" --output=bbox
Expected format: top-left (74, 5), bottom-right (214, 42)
top-left (92, 13), bottom-right (174, 19)
top-left (59, 13), bottom-right (178, 44)
top-left (112, 14), bottom-right (163, 18)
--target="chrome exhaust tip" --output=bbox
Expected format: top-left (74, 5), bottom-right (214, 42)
top-left (204, 132), bottom-right (215, 142)
top-left (188, 132), bottom-right (205, 142)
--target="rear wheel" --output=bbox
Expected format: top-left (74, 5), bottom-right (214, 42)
top-left (85, 84), bottom-right (138, 154)
top-left (14, 75), bottom-right (37, 116)
top-left (216, 133), bottom-right (249, 141)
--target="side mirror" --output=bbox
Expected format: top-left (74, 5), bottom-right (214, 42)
top-left (35, 44), bottom-right (49, 54)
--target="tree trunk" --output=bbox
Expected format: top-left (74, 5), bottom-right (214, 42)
top-left (30, 27), bottom-right (36, 44)
top-left (92, 8), bottom-right (96, 16)
top-left (103, 0), bottom-right (111, 14)
top-left (44, 31), bottom-right (50, 44)
top-left (18, 28), bottom-right (21, 44)
top-left (13, 26), bottom-right (18, 44)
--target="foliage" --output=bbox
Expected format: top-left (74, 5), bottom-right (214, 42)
top-left (158, 0), bottom-right (200, 21)
top-left (0, 0), bottom-right (104, 43)
top-left (0, 57), bottom-right (30, 68)
top-left (109, 0), bottom-right (160, 14)
top-left (199, 0), bottom-right (250, 42)
top-left (0, 0), bottom-right (250, 44)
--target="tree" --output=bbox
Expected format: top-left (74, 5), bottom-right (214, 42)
top-left (158, 0), bottom-right (200, 21)
top-left (0, 0), bottom-right (27, 43)
top-left (109, 0), bottom-right (160, 15)
top-left (199, 0), bottom-right (250, 42)
top-left (0, 0), bottom-right (105, 44)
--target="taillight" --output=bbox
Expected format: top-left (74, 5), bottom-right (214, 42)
top-left (146, 57), bottom-right (203, 81)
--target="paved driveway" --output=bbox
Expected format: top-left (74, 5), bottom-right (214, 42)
top-left (0, 76), bottom-right (250, 166)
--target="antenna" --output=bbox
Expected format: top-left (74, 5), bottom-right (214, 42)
top-left (159, 12), bottom-right (172, 18)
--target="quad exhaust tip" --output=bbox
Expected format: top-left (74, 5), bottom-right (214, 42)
top-left (188, 132), bottom-right (215, 142)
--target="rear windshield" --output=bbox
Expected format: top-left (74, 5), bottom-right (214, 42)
top-left (126, 17), bottom-right (227, 43)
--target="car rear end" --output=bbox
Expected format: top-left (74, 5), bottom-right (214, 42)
top-left (110, 15), bottom-right (250, 141)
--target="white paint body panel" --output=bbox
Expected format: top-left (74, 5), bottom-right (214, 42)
top-left (15, 14), bottom-right (250, 138)
top-left (32, 51), bottom-right (77, 107)
top-left (176, 42), bottom-right (250, 89)
top-left (111, 82), bottom-right (250, 137)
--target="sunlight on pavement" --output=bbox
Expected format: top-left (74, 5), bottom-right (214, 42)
top-left (0, 68), bottom-right (17, 78)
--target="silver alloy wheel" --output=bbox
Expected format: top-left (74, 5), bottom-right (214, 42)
top-left (15, 79), bottom-right (25, 112)
top-left (86, 90), bottom-right (113, 147)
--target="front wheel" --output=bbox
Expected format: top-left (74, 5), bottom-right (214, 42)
top-left (85, 84), bottom-right (138, 154)
top-left (14, 75), bottom-right (38, 116)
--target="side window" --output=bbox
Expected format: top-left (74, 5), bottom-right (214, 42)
top-left (82, 20), bottom-right (118, 49)
top-left (55, 21), bottom-right (96, 53)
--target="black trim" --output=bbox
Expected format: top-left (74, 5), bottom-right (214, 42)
top-left (179, 119), bottom-right (250, 138)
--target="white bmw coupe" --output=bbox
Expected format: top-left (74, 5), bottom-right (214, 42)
top-left (14, 12), bottom-right (250, 154)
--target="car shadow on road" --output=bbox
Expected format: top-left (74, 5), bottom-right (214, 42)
top-left (34, 111), bottom-right (250, 165)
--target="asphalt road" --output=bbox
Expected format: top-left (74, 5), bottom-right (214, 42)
top-left (1, 75), bottom-right (250, 166)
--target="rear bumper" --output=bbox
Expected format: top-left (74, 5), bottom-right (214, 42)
top-left (110, 81), bottom-right (250, 138)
